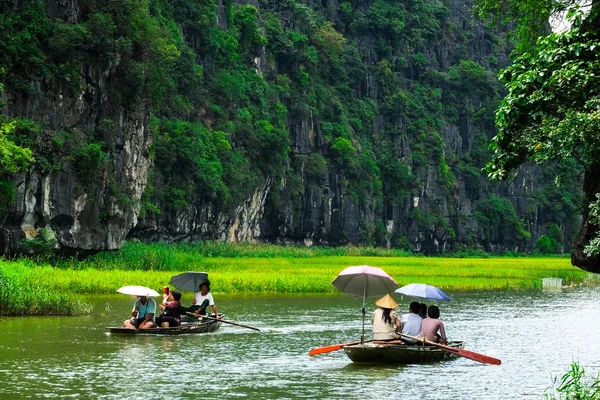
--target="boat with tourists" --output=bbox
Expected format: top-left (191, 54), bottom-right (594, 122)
top-left (310, 266), bottom-right (501, 365)
top-left (107, 316), bottom-right (223, 335)
top-left (343, 340), bottom-right (465, 364)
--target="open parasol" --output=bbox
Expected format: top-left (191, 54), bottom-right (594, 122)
top-left (331, 265), bottom-right (399, 343)
top-left (395, 283), bottom-right (451, 301)
top-left (168, 271), bottom-right (210, 292)
top-left (116, 285), bottom-right (160, 297)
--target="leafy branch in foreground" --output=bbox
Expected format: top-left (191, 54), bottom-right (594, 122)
top-left (485, 13), bottom-right (600, 180)
top-left (544, 362), bottom-right (600, 400)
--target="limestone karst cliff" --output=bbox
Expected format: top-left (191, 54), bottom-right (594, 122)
top-left (0, 0), bottom-right (584, 261)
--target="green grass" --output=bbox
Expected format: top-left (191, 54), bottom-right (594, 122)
top-left (0, 260), bottom-right (92, 316)
top-left (4, 251), bottom-right (594, 294)
top-left (50, 241), bottom-right (572, 272)
top-left (1, 242), bottom-right (594, 315)
top-left (544, 363), bottom-right (600, 399)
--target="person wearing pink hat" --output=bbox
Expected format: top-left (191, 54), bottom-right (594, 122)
top-left (371, 293), bottom-right (402, 340)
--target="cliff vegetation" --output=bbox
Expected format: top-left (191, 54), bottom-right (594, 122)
top-left (0, 0), bottom-right (584, 259)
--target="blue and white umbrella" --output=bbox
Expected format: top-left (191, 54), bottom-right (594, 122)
top-left (395, 283), bottom-right (451, 301)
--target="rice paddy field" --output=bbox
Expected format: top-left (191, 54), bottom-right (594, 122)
top-left (1, 241), bottom-right (598, 315)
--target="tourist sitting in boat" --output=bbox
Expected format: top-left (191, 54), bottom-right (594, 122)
top-left (418, 305), bottom-right (447, 344)
top-left (190, 281), bottom-right (220, 318)
top-left (400, 301), bottom-right (423, 344)
top-left (418, 303), bottom-right (428, 319)
top-left (123, 295), bottom-right (156, 329)
top-left (156, 290), bottom-right (182, 328)
top-left (371, 294), bottom-right (402, 340)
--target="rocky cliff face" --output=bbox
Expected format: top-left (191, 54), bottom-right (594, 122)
top-left (0, 0), bottom-right (584, 260)
top-left (0, 11), bottom-right (152, 254)
top-left (133, 0), bottom-right (577, 253)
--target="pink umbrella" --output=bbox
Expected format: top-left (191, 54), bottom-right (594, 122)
top-left (331, 265), bottom-right (399, 343)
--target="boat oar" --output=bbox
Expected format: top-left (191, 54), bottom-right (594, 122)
top-left (309, 340), bottom-right (363, 356)
top-left (186, 312), bottom-right (260, 332)
top-left (308, 338), bottom-right (397, 356)
top-left (399, 333), bottom-right (501, 365)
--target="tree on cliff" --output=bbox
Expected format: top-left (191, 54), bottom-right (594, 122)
top-left (0, 118), bottom-right (34, 222)
top-left (475, 1), bottom-right (600, 272)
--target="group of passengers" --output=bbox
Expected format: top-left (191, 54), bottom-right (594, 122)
top-left (123, 281), bottom-right (219, 330)
top-left (371, 294), bottom-right (447, 345)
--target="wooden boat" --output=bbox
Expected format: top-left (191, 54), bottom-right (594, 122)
top-left (107, 318), bottom-right (222, 335)
top-left (343, 340), bottom-right (465, 364)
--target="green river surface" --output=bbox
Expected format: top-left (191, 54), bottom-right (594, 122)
top-left (1, 287), bottom-right (599, 399)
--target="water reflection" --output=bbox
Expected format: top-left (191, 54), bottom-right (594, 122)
top-left (0, 288), bottom-right (599, 399)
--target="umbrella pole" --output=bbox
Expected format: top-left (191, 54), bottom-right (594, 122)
top-left (361, 282), bottom-right (366, 344)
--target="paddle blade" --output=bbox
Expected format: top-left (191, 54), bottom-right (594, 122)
top-left (308, 342), bottom-right (358, 356)
top-left (455, 348), bottom-right (501, 365)
top-left (399, 333), bottom-right (501, 365)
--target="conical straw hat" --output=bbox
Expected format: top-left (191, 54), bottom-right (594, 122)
top-left (375, 293), bottom-right (398, 309)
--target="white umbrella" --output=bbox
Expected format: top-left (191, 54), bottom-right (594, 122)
top-left (331, 265), bottom-right (399, 343)
top-left (332, 265), bottom-right (399, 298)
top-left (116, 285), bottom-right (160, 297)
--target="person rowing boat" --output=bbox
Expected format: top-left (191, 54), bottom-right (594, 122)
top-left (190, 281), bottom-right (221, 319)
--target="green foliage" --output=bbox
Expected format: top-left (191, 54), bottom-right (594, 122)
top-left (0, 0), bottom-right (569, 256)
top-left (300, 153), bottom-right (327, 181)
top-left (486, 19), bottom-right (600, 180)
top-left (445, 60), bottom-right (500, 99)
top-left (536, 224), bottom-right (563, 254)
top-left (0, 0), bottom-right (53, 92)
top-left (474, 0), bottom-right (578, 52)
top-left (377, 144), bottom-right (415, 205)
top-left (19, 228), bottom-right (57, 257)
top-left (0, 260), bottom-right (91, 316)
top-left (331, 137), bottom-right (356, 164)
top-left (0, 119), bottom-right (35, 219)
top-left (584, 194), bottom-right (600, 257)
top-left (153, 119), bottom-right (226, 206)
top-left (544, 362), bottom-right (600, 400)
top-left (232, 4), bottom-right (266, 55)
top-left (475, 195), bottom-right (531, 242)
top-left (411, 208), bottom-right (456, 240)
top-left (70, 142), bottom-right (108, 190)
top-left (0, 119), bottom-right (34, 176)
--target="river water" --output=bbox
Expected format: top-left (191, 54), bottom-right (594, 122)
top-left (1, 287), bottom-right (599, 399)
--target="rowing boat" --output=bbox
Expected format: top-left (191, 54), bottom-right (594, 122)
top-left (107, 318), bottom-right (222, 335)
top-left (343, 341), bottom-right (465, 363)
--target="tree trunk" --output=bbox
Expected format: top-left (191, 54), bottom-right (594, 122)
top-left (571, 162), bottom-right (600, 273)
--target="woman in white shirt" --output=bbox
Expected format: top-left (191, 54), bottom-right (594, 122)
top-left (192, 281), bottom-right (218, 317)
top-left (371, 293), bottom-right (402, 340)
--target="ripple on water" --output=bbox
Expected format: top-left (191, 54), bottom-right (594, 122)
top-left (0, 288), bottom-right (599, 399)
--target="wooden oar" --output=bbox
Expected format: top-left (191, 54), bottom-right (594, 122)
top-left (399, 333), bottom-right (501, 365)
top-left (309, 339), bottom-right (375, 356)
top-left (186, 312), bottom-right (260, 332)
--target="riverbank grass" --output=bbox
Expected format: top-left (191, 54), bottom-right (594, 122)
top-left (1, 242), bottom-right (594, 315)
top-left (4, 253), bottom-right (593, 295)
top-left (0, 260), bottom-right (91, 316)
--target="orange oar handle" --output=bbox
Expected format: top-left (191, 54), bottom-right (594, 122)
top-left (308, 339), bottom-right (383, 356)
top-left (308, 341), bottom-right (360, 356)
